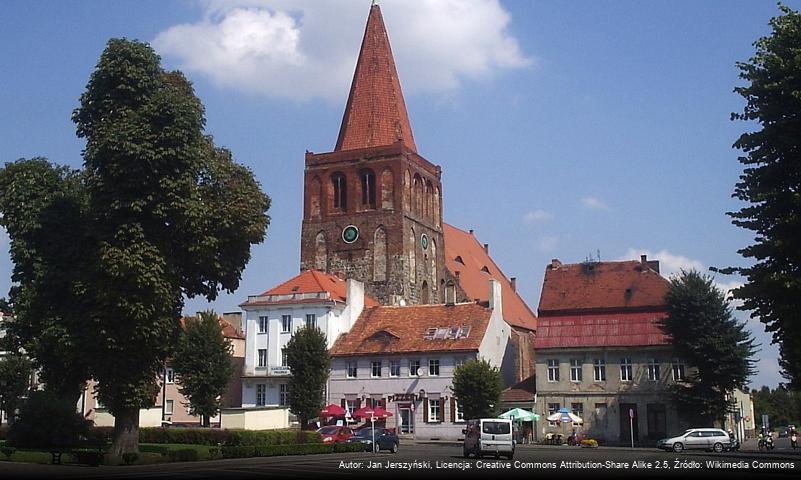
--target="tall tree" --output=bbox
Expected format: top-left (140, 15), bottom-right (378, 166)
top-left (725, 4), bottom-right (801, 389)
top-left (70, 38), bottom-right (270, 458)
top-left (171, 311), bottom-right (234, 427)
top-left (0, 352), bottom-right (32, 425)
top-left (0, 158), bottom-right (93, 403)
top-left (451, 359), bottom-right (503, 420)
top-left (662, 270), bottom-right (758, 424)
top-left (285, 325), bottom-right (330, 429)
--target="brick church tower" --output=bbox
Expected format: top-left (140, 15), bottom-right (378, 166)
top-left (300, 4), bottom-right (446, 306)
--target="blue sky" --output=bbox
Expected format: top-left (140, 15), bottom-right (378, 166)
top-left (0, 0), bottom-right (795, 389)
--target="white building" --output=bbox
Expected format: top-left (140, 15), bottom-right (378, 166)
top-left (238, 270), bottom-right (376, 416)
top-left (328, 280), bottom-right (510, 440)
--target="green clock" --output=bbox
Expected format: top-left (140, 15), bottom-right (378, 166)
top-left (342, 225), bottom-right (359, 244)
top-left (420, 233), bottom-right (429, 250)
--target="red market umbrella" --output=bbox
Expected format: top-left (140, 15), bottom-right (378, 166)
top-left (320, 404), bottom-right (346, 417)
top-left (352, 405), bottom-right (394, 419)
top-left (370, 406), bottom-right (393, 419)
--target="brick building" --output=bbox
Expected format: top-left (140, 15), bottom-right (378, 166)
top-left (534, 256), bottom-right (693, 444)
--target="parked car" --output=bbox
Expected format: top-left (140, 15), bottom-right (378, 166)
top-left (345, 428), bottom-right (399, 453)
top-left (462, 418), bottom-right (515, 460)
top-left (657, 428), bottom-right (732, 453)
top-left (316, 426), bottom-right (354, 444)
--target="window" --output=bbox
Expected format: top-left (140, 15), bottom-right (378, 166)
top-left (672, 360), bottom-right (685, 381)
top-left (281, 348), bottom-right (289, 368)
top-left (305, 314), bottom-right (316, 329)
top-left (593, 359), bottom-right (606, 381)
top-left (346, 399), bottom-right (357, 416)
top-left (165, 399), bottom-right (174, 415)
top-left (621, 357), bottom-right (633, 382)
top-left (409, 359), bottom-right (420, 376)
top-left (347, 362), bottom-right (357, 378)
top-left (258, 316), bottom-right (268, 334)
top-left (258, 349), bottom-right (268, 367)
top-left (256, 384), bottom-right (266, 406)
top-left (454, 400), bottom-right (465, 422)
top-left (547, 359), bottom-right (559, 382)
top-left (332, 173), bottom-right (347, 211)
top-left (360, 170), bottom-right (376, 208)
top-left (429, 359), bottom-right (440, 376)
top-left (547, 403), bottom-right (560, 426)
top-left (455, 358), bottom-right (466, 369)
top-left (279, 384), bottom-right (289, 406)
top-left (571, 402), bottom-right (584, 426)
top-left (648, 359), bottom-right (660, 381)
top-left (428, 399), bottom-right (441, 422)
top-left (570, 359), bottom-right (582, 382)
top-left (390, 360), bottom-right (400, 377)
top-left (282, 315), bottom-right (292, 333)
top-left (165, 367), bottom-right (175, 384)
top-left (371, 361), bottom-right (382, 378)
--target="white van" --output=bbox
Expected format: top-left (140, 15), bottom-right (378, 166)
top-left (462, 418), bottom-right (515, 459)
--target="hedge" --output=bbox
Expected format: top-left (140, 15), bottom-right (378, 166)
top-left (0, 427), bottom-right (8, 441)
top-left (137, 428), bottom-right (321, 446)
top-left (220, 442), bottom-right (363, 458)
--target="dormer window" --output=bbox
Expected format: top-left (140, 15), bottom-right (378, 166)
top-left (481, 266), bottom-right (490, 274)
top-left (454, 256), bottom-right (464, 265)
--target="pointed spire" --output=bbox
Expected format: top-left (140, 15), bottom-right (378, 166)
top-left (335, 4), bottom-right (417, 153)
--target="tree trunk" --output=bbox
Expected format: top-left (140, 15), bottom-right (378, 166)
top-left (110, 407), bottom-right (140, 460)
top-left (202, 414), bottom-right (210, 428)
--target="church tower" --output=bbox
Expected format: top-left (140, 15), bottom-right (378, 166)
top-left (300, 4), bottom-right (445, 305)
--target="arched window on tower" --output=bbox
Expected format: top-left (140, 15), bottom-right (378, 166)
top-left (331, 172), bottom-right (347, 212)
top-left (360, 169), bottom-right (376, 209)
top-left (381, 168), bottom-right (394, 209)
top-left (425, 180), bottom-right (434, 221)
top-left (434, 186), bottom-right (441, 226)
top-left (374, 226), bottom-right (387, 282)
top-left (413, 174), bottom-right (423, 216)
top-left (430, 238), bottom-right (437, 287)
top-left (409, 227), bottom-right (416, 284)
top-left (314, 231), bottom-right (327, 271)
top-left (403, 170), bottom-right (411, 212)
top-left (421, 280), bottom-right (430, 304)
top-left (309, 176), bottom-right (321, 219)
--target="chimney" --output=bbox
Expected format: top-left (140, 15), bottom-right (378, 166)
top-left (345, 278), bottom-right (365, 329)
top-left (640, 254), bottom-right (648, 264)
top-left (488, 279), bottom-right (503, 315)
top-left (469, 229), bottom-right (474, 235)
top-left (550, 258), bottom-right (562, 269)
top-left (510, 277), bottom-right (517, 292)
top-left (483, 243), bottom-right (489, 254)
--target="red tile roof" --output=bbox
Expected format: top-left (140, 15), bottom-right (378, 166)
top-left (240, 270), bottom-right (379, 308)
top-left (538, 259), bottom-right (670, 316)
top-left (335, 4), bottom-right (417, 153)
top-left (534, 312), bottom-right (669, 349)
top-left (330, 303), bottom-right (491, 356)
top-left (500, 375), bottom-right (537, 403)
top-left (180, 316), bottom-right (245, 340)
top-left (443, 224), bottom-right (537, 331)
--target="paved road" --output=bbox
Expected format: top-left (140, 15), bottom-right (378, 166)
top-left (0, 443), bottom-right (798, 479)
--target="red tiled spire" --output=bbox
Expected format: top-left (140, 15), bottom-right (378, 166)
top-left (335, 4), bottom-right (417, 153)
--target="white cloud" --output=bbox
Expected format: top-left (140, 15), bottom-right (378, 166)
top-left (152, 0), bottom-right (532, 101)
top-left (523, 209), bottom-right (553, 224)
top-left (580, 196), bottom-right (608, 210)
top-left (618, 248), bottom-right (703, 277)
top-left (537, 235), bottom-right (560, 252)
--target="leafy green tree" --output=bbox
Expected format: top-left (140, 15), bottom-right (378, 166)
top-left (0, 158), bottom-right (93, 403)
top-left (752, 385), bottom-right (801, 429)
top-left (7, 390), bottom-right (91, 449)
top-left (285, 325), bottom-right (330, 429)
top-left (725, 4), bottom-right (801, 389)
top-left (0, 351), bottom-right (32, 425)
top-left (171, 311), bottom-right (234, 427)
top-left (71, 39), bottom-right (270, 457)
top-left (451, 359), bottom-right (503, 420)
top-left (662, 270), bottom-right (758, 424)
top-left (0, 298), bottom-right (12, 314)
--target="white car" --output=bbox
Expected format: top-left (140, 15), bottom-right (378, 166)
top-left (657, 428), bottom-right (731, 453)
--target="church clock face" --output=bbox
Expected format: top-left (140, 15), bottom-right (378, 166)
top-left (342, 225), bottom-right (359, 244)
top-left (420, 233), bottom-right (429, 251)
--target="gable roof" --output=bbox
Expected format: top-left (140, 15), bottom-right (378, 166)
top-left (240, 270), bottom-right (379, 308)
top-left (330, 303), bottom-right (491, 356)
top-left (443, 224), bottom-right (537, 331)
top-left (500, 375), bottom-right (537, 403)
top-left (534, 311), bottom-right (669, 349)
top-left (538, 258), bottom-right (670, 316)
top-left (335, 4), bottom-right (417, 153)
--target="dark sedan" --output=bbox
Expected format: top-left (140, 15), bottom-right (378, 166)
top-left (346, 427), bottom-right (399, 453)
